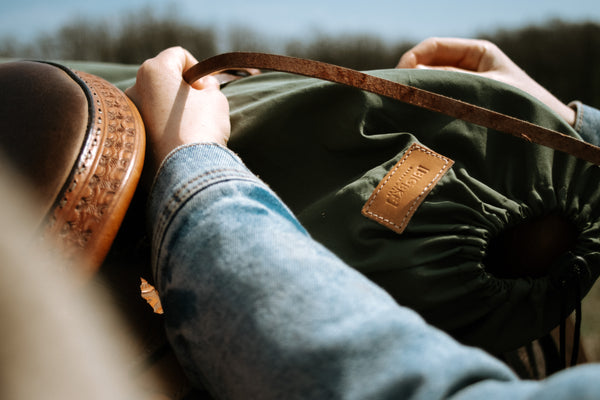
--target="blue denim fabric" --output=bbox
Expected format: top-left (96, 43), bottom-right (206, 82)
top-left (570, 101), bottom-right (600, 146)
top-left (148, 143), bottom-right (600, 400)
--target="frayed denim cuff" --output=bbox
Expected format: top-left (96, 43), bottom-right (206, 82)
top-left (569, 101), bottom-right (600, 146)
top-left (147, 143), bottom-right (261, 275)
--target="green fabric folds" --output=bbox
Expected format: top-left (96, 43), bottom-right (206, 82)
top-left (223, 69), bottom-right (600, 354)
top-left (44, 57), bottom-right (600, 354)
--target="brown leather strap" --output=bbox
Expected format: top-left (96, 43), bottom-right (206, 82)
top-left (184, 52), bottom-right (600, 166)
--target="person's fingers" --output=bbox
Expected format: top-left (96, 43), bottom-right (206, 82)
top-left (126, 46), bottom-right (233, 171)
top-left (151, 47), bottom-right (219, 91)
top-left (191, 75), bottom-right (221, 91)
top-left (396, 50), bottom-right (418, 69)
top-left (412, 64), bottom-right (470, 73)
top-left (397, 37), bottom-right (492, 71)
top-left (180, 47), bottom-right (199, 72)
top-left (153, 46), bottom-right (198, 74)
top-left (123, 84), bottom-right (138, 104)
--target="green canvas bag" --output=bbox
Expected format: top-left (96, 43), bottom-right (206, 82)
top-left (221, 67), bottom-right (600, 356)
top-left (49, 56), bottom-right (599, 361)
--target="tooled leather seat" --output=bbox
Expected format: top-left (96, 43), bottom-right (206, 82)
top-left (0, 60), bottom-right (201, 399)
top-left (0, 60), bottom-right (145, 274)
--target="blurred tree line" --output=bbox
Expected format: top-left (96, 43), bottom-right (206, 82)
top-left (1, 9), bottom-right (599, 107)
top-left (481, 20), bottom-right (600, 108)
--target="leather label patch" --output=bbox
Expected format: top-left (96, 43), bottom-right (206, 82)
top-left (361, 143), bottom-right (454, 234)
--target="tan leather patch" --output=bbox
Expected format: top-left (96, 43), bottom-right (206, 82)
top-left (361, 143), bottom-right (454, 234)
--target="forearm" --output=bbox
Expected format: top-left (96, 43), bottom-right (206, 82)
top-left (148, 143), bottom-right (600, 400)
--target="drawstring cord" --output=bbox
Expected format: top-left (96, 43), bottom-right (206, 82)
top-left (568, 263), bottom-right (583, 367)
top-left (554, 254), bottom-right (589, 370)
top-left (558, 291), bottom-right (567, 369)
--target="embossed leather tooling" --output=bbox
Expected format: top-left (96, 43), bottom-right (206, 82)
top-left (0, 61), bottom-right (145, 274)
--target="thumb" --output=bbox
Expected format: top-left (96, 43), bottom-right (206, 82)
top-left (190, 74), bottom-right (221, 91)
top-left (396, 51), bottom-right (417, 69)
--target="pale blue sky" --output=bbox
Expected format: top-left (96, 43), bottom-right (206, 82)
top-left (1, 0), bottom-right (599, 46)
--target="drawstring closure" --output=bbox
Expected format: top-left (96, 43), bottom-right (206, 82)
top-left (553, 253), bottom-right (590, 370)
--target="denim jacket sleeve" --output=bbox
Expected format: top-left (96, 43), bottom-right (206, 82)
top-left (147, 143), bottom-right (600, 400)
top-left (569, 101), bottom-right (600, 146)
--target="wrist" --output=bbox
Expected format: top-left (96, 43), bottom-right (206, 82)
top-left (558, 102), bottom-right (577, 127)
top-left (524, 82), bottom-right (576, 127)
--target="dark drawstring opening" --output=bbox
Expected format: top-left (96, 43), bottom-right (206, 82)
top-left (484, 214), bottom-right (585, 377)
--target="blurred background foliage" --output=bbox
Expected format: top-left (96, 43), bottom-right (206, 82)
top-left (0, 8), bottom-right (599, 107)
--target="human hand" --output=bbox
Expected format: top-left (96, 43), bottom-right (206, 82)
top-left (126, 47), bottom-right (231, 175)
top-left (397, 37), bottom-right (575, 126)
